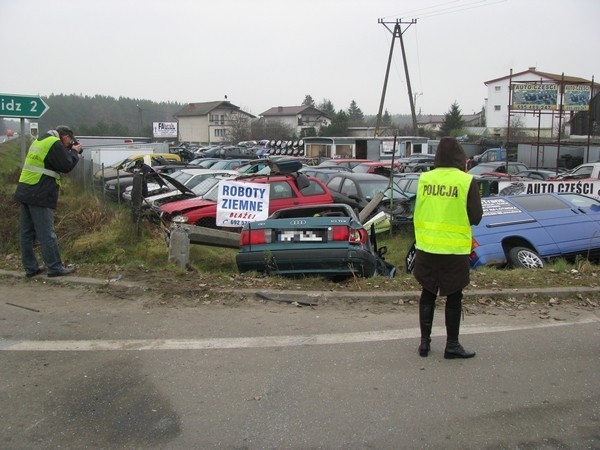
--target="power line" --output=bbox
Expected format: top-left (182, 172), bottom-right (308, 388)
top-left (418, 0), bottom-right (506, 19)
top-left (383, 0), bottom-right (505, 20)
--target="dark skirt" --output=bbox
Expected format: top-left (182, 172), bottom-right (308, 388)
top-left (413, 249), bottom-right (471, 296)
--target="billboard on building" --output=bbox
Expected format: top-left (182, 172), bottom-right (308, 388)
top-left (511, 83), bottom-right (558, 110)
top-left (153, 122), bottom-right (178, 138)
top-left (563, 85), bottom-right (591, 111)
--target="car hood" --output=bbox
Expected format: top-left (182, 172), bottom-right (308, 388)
top-left (160, 197), bottom-right (216, 213)
top-left (158, 173), bottom-right (195, 195)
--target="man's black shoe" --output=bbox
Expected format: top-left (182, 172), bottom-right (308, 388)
top-left (47, 264), bottom-right (76, 278)
top-left (25, 267), bottom-right (45, 278)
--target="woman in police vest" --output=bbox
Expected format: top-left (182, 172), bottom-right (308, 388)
top-left (15, 126), bottom-right (82, 278)
top-left (413, 137), bottom-right (483, 359)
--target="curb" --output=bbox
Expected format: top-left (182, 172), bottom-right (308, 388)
top-left (2, 269), bottom-right (597, 303)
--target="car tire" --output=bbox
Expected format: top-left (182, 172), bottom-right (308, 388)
top-left (507, 246), bottom-right (545, 269)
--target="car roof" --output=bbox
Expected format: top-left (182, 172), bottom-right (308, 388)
top-left (319, 158), bottom-right (371, 164)
top-left (356, 161), bottom-right (400, 166)
top-left (328, 172), bottom-right (389, 180)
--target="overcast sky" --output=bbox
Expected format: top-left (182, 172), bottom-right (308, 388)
top-left (2, 0), bottom-right (599, 118)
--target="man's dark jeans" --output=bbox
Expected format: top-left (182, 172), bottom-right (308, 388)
top-left (19, 203), bottom-right (63, 275)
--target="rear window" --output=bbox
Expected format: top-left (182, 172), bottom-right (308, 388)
top-left (352, 164), bottom-right (369, 173)
top-left (510, 194), bottom-right (570, 212)
top-left (300, 180), bottom-right (327, 196)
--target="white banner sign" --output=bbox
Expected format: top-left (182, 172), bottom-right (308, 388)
top-left (498, 180), bottom-right (600, 200)
top-left (217, 180), bottom-right (270, 227)
top-left (152, 122), bottom-right (178, 138)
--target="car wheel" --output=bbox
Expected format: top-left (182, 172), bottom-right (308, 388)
top-left (507, 246), bottom-right (545, 269)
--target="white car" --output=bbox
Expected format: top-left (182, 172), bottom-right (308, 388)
top-left (123, 168), bottom-right (237, 203)
top-left (144, 170), bottom-right (238, 222)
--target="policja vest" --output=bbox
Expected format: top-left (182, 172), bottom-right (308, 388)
top-left (413, 167), bottom-right (473, 255)
top-left (19, 136), bottom-right (62, 186)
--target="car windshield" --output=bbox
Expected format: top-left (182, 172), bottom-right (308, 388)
top-left (203, 183), bottom-right (220, 202)
top-left (190, 159), bottom-right (218, 168)
top-left (358, 180), bottom-right (392, 199)
top-left (468, 164), bottom-right (500, 175)
top-left (558, 193), bottom-right (600, 208)
top-left (191, 177), bottom-right (221, 195)
top-left (352, 164), bottom-right (371, 173)
top-left (381, 186), bottom-right (409, 201)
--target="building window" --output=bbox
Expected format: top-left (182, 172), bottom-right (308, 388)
top-left (220, 115), bottom-right (225, 125)
top-left (214, 129), bottom-right (227, 137)
top-left (494, 105), bottom-right (501, 111)
top-left (495, 86), bottom-right (501, 92)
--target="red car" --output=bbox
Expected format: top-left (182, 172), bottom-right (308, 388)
top-left (352, 161), bottom-right (402, 176)
top-left (159, 174), bottom-right (334, 228)
top-left (318, 158), bottom-right (372, 170)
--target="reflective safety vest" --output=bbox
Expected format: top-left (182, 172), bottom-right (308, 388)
top-left (19, 137), bottom-right (61, 186)
top-left (413, 168), bottom-right (473, 254)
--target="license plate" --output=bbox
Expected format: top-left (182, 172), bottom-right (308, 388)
top-left (277, 230), bottom-right (324, 242)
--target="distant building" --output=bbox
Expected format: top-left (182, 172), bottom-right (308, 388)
top-left (175, 101), bottom-right (255, 144)
top-left (484, 67), bottom-right (592, 138)
top-left (259, 105), bottom-right (331, 137)
top-left (417, 112), bottom-right (484, 134)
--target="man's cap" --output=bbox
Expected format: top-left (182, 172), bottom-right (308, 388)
top-left (55, 125), bottom-right (75, 137)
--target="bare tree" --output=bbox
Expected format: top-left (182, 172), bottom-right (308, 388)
top-left (226, 110), bottom-right (253, 144)
top-left (251, 119), bottom-right (296, 141)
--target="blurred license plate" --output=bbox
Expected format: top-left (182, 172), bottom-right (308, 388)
top-left (277, 230), bottom-right (324, 242)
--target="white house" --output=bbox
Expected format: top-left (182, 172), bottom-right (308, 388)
top-left (175, 101), bottom-right (255, 144)
top-left (484, 68), bottom-right (592, 138)
top-left (259, 105), bottom-right (331, 137)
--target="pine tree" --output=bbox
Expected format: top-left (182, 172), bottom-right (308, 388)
top-left (302, 95), bottom-right (315, 107)
top-left (347, 100), bottom-right (364, 126)
top-left (318, 99), bottom-right (336, 117)
top-left (381, 109), bottom-right (392, 126)
top-left (440, 102), bottom-right (464, 137)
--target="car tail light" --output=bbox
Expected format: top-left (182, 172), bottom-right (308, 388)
top-left (470, 237), bottom-right (479, 259)
top-left (240, 229), bottom-right (267, 246)
top-left (330, 226), bottom-right (367, 244)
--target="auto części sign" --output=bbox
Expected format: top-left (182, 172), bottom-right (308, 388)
top-left (498, 180), bottom-right (600, 200)
top-left (0, 94), bottom-right (49, 119)
top-left (217, 180), bottom-right (270, 227)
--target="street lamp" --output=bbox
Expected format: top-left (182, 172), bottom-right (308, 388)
top-left (413, 93), bottom-right (423, 115)
top-left (136, 104), bottom-right (143, 135)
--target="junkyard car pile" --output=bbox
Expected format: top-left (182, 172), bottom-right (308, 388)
top-left (103, 147), bottom-right (600, 277)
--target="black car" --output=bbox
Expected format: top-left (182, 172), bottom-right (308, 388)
top-left (197, 146), bottom-right (258, 160)
top-left (103, 164), bottom-right (191, 201)
top-left (325, 172), bottom-right (393, 210)
top-left (300, 167), bottom-right (350, 185)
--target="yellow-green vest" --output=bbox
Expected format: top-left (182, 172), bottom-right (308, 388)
top-left (414, 168), bottom-right (472, 254)
top-left (19, 137), bottom-right (61, 186)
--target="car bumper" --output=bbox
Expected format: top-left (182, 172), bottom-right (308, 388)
top-left (236, 247), bottom-right (377, 277)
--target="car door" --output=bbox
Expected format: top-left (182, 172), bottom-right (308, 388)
top-left (510, 194), bottom-right (600, 256)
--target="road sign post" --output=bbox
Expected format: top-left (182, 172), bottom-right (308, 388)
top-left (0, 93), bottom-right (50, 162)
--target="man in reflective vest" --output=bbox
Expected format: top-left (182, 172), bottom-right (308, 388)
top-left (413, 137), bottom-right (483, 359)
top-left (14, 125), bottom-right (83, 277)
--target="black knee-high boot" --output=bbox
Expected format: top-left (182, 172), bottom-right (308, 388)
top-left (418, 289), bottom-right (436, 357)
top-left (444, 291), bottom-right (475, 359)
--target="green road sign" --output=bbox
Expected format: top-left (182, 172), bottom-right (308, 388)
top-left (0, 93), bottom-right (49, 119)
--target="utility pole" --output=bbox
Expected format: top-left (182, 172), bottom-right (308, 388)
top-left (375, 18), bottom-right (418, 137)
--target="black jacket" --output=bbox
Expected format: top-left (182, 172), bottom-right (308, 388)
top-left (14, 133), bottom-right (80, 209)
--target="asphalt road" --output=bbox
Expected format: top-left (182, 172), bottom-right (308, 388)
top-left (0, 279), bottom-right (599, 449)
